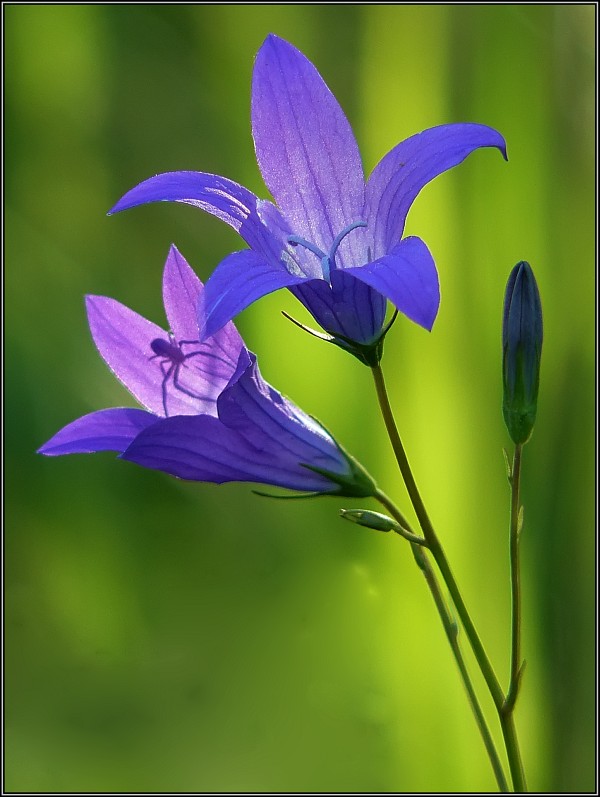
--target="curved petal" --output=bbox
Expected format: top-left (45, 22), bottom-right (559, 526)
top-left (199, 249), bottom-right (310, 341)
top-left (162, 244), bottom-right (243, 391)
top-left (345, 236), bottom-right (440, 331)
top-left (217, 350), bottom-right (349, 478)
top-left (252, 34), bottom-right (365, 267)
top-left (109, 171), bottom-right (284, 265)
top-left (38, 408), bottom-right (157, 456)
top-left (365, 123), bottom-right (508, 257)
top-left (121, 412), bottom-right (341, 493)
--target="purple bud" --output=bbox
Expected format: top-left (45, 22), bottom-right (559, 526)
top-left (502, 261), bottom-right (543, 444)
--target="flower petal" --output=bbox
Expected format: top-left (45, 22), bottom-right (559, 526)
top-left (86, 294), bottom-right (225, 418)
top-left (290, 275), bottom-right (387, 345)
top-left (217, 350), bottom-right (349, 475)
top-left (86, 294), bottom-right (172, 416)
top-left (109, 171), bottom-right (284, 265)
top-left (199, 248), bottom-right (310, 340)
top-left (162, 244), bottom-right (243, 393)
top-left (121, 412), bottom-right (341, 493)
top-left (38, 408), bottom-right (157, 456)
top-left (345, 236), bottom-right (440, 331)
top-left (365, 123), bottom-right (508, 257)
top-left (162, 243), bottom-right (203, 342)
top-left (252, 35), bottom-right (365, 267)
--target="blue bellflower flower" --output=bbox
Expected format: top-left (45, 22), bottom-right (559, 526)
top-left (38, 246), bottom-right (375, 497)
top-left (110, 34), bottom-right (507, 362)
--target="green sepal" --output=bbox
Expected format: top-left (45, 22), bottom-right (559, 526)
top-left (291, 414), bottom-right (378, 499)
top-left (253, 413), bottom-right (378, 500)
top-left (283, 310), bottom-right (398, 367)
top-left (327, 310), bottom-right (398, 367)
top-left (252, 489), bottom-right (329, 500)
top-left (281, 312), bottom-right (336, 344)
top-left (301, 459), bottom-right (377, 498)
top-left (502, 448), bottom-right (512, 483)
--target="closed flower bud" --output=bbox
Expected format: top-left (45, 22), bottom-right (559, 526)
top-left (339, 509), bottom-right (396, 532)
top-left (502, 261), bottom-right (543, 444)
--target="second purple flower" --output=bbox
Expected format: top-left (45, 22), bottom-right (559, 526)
top-left (39, 246), bottom-right (376, 497)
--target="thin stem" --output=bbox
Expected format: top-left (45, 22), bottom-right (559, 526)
top-left (499, 444), bottom-right (527, 792)
top-left (376, 489), bottom-right (509, 792)
top-left (371, 364), bottom-right (505, 708)
top-left (499, 713), bottom-right (526, 794)
top-left (506, 444), bottom-right (523, 710)
top-left (371, 363), bottom-right (528, 791)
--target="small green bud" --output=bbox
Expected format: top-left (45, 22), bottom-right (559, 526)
top-left (502, 261), bottom-right (543, 444)
top-left (339, 509), bottom-right (396, 532)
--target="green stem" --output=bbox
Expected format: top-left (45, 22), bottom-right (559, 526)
top-left (499, 444), bottom-right (527, 792)
top-left (506, 444), bottom-right (523, 709)
top-left (376, 489), bottom-right (509, 792)
top-left (371, 364), bottom-right (504, 704)
top-left (371, 363), bottom-right (527, 791)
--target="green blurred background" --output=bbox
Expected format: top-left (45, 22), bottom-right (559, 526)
top-left (5, 5), bottom-right (595, 793)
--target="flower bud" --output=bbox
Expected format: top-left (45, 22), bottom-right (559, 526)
top-left (339, 509), bottom-right (396, 532)
top-left (502, 261), bottom-right (543, 444)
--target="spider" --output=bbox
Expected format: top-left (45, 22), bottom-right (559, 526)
top-left (149, 333), bottom-right (209, 416)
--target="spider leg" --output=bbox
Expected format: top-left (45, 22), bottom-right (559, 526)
top-left (173, 364), bottom-right (210, 402)
top-left (180, 350), bottom-right (206, 369)
top-left (181, 348), bottom-right (234, 370)
top-left (161, 362), bottom-right (175, 416)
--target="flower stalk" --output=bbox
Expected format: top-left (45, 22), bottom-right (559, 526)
top-left (372, 489), bottom-right (509, 792)
top-left (499, 443), bottom-right (527, 793)
top-left (506, 443), bottom-right (524, 712)
top-left (371, 362), bottom-right (527, 791)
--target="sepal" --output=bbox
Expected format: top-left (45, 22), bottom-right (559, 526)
top-left (283, 309), bottom-right (399, 367)
top-left (301, 436), bottom-right (378, 498)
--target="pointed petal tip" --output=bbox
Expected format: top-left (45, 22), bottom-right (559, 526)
top-left (484, 125), bottom-right (508, 160)
top-left (84, 293), bottom-right (99, 314)
top-left (107, 199), bottom-right (124, 216)
top-left (423, 306), bottom-right (440, 332)
top-left (84, 293), bottom-right (110, 320)
top-left (496, 134), bottom-right (509, 161)
top-left (261, 32), bottom-right (290, 51)
top-left (163, 242), bottom-right (201, 283)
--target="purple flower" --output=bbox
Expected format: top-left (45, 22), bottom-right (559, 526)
top-left (110, 34), bottom-right (507, 362)
top-left (38, 246), bottom-right (376, 497)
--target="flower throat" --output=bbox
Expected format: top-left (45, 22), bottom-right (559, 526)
top-left (287, 221), bottom-right (367, 282)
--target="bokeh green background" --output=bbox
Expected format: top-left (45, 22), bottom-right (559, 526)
top-left (6, 4), bottom-right (595, 793)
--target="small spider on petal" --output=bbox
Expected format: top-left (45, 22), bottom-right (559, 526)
top-left (38, 245), bottom-right (376, 498)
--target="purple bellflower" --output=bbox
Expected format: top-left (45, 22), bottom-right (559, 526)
top-left (38, 246), bottom-right (376, 497)
top-left (110, 35), bottom-right (507, 364)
